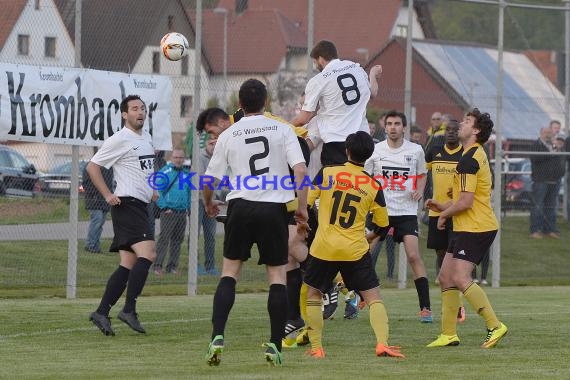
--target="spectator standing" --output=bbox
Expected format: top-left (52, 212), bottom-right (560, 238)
top-left (530, 127), bottom-right (564, 239)
top-left (410, 125), bottom-right (425, 146)
top-left (83, 165), bottom-right (114, 253)
top-left (153, 149), bottom-right (191, 275)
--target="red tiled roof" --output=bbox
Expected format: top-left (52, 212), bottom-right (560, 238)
top-left (0, 0), bottom-right (27, 50)
top-left (220, 0), bottom-right (401, 58)
top-left (190, 9), bottom-right (300, 74)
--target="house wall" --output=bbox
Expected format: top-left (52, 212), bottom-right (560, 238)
top-left (393, 8), bottom-right (426, 39)
top-left (368, 41), bottom-right (465, 130)
top-left (0, 0), bottom-right (75, 67)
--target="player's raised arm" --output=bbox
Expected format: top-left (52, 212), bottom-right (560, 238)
top-left (369, 64), bottom-right (382, 99)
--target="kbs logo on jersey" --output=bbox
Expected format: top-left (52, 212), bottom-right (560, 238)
top-left (335, 171), bottom-right (421, 192)
top-left (139, 155), bottom-right (155, 171)
top-left (375, 166), bottom-right (416, 192)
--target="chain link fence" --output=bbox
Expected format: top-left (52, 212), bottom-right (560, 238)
top-left (1, 0), bottom-right (569, 297)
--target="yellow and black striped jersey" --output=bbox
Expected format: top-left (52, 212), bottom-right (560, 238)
top-left (308, 162), bottom-right (389, 261)
top-left (452, 144), bottom-right (498, 232)
top-left (426, 144), bottom-right (463, 216)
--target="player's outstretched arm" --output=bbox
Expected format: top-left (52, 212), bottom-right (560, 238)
top-left (369, 64), bottom-right (383, 98)
top-left (290, 110), bottom-right (315, 127)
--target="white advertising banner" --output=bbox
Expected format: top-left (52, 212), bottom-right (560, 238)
top-left (0, 63), bottom-right (173, 150)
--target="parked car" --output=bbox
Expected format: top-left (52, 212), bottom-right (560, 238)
top-left (0, 144), bottom-right (39, 197)
top-left (495, 157), bottom-right (564, 211)
top-left (503, 158), bottom-right (532, 210)
top-left (37, 160), bottom-right (88, 196)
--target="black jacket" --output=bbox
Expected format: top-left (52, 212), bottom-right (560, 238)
top-left (83, 166), bottom-right (114, 211)
top-left (530, 139), bottom-right (564, 182)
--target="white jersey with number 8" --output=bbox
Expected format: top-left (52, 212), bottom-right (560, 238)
top-left (303, 59), bottom-right (371, 143)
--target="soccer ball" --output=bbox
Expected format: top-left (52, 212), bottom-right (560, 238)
top-left (160, 32), bottom-right (189, 61)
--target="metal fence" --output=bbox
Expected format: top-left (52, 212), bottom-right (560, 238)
top-left (1, 0), bottom-right (570, 298)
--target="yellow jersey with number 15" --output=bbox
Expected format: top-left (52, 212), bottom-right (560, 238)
top-left (308, 162), bottom-right (389, 261)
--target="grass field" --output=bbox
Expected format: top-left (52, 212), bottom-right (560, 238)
top-left (1, 214), bottom-right (569, 298)
top-left (2, 201), bottom-right (570, 378)
top-left (0, 196), bottom-right (90, 224)
top-left (2, 287), bottom-right (569, 379)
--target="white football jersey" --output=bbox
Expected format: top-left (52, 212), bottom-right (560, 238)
top-left (91, 127), bottom-right (155, 203)
top-left (303, 59), bottom-right (371, 143)
top-left (365, 140), bottom-right (427, 216)
top-left (205, 114), bottom-right (305, 203)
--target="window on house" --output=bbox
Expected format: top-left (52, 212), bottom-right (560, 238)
top-left (168, 15), bottom-right (174, 31)
top-left (17, 35), bottom-right (30, 56)
top-left (396, 25), bottom-right (408, 38)
top-left (34, 0), bottom-right (40, 10)
top-left (152, 52), bottom-right (160, 73)
top-left (45, 37), bottom-right (56, 58)
top-left (181, 55), bottom-right (189, 76)
top-left (180, 96), bottom-right (192, 118)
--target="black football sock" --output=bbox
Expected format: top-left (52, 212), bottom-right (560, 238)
top-left (414, 277), bottom-right (431, 310)
top-left (212, 276), bottom-right (236, 339)
top-left (286, 268), bottom-right (302, 320)
top-left (96, 265), bottom-right (130, 316)
top-left (123, 257), bottom-right (152, 313)
top-left (268, 284), bottom-right (288, 351)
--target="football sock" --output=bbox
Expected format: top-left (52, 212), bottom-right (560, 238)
top-left (414, 276), bottom-right (431, 310)
top-left (268, 284), bottom-right (288, 351)
top-left (463, 281), bottom-right (500, 330)
top-left (300, 283), bottom-right (308, 321)
top-left (307, 298), bottom-right (324, 351)
top-left (286, 268), bottom-right (302, 320)
top-left (369, 300), bottom-right (389, 345)
top-left (441, 287), bottom-right (461, 336)
top-left (212, 276), bottom-right (236, 339)
top-left (123, 257), bottom-right (152, 313)
top-left (333, 273), bottom-right (344, 288)
top-left (96, 265), bottom-right (130, 316)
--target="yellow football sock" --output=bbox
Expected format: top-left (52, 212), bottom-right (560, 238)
top-left (306, 298), bottom-right (323, 351)
top-left (463, 282), bottom-right (500, 330)
top-left (300, 283), bottom-right (308, 321)
top-left (441, 288), bottom-right (461, 336)
top-left (333, 273), bottom-right (349, 295)
top-left (369, 300), bottom-right (389, 345)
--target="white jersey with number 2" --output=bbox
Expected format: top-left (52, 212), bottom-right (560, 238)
top-left (205, 114), bottom-right (305, 203)
top-left (303, 59), bottom-right (371, 143)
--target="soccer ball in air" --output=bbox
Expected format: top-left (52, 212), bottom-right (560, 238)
top-left (160, 32), bottom-right (189, 61)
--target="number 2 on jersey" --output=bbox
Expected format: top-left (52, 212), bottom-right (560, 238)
top-left (337, 73), bottom-right (361, 106)
top-left (245, 136), bottom-right (270, 175)
top-left (330, 190), bottom-right (361, 228)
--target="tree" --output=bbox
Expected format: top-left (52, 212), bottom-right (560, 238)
top-left (430, 0), bottom-right (564, 50)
